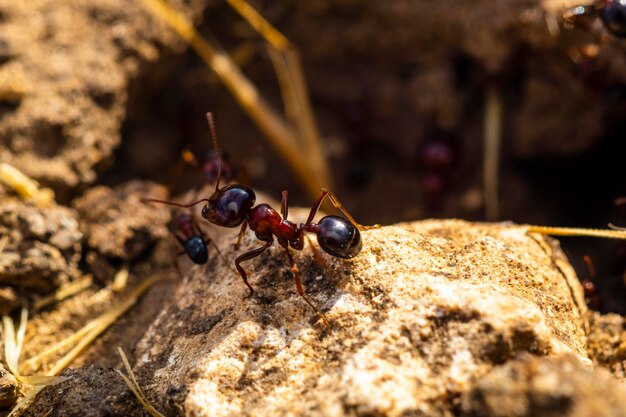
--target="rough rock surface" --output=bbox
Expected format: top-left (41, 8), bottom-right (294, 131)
top-left (461, 353), bottom-right (626, 417)
top-left (0, 200), bottom-right (82, 293)
top-left (117, 219), bottom-right (599, 416)
top-left (72, 181), bottom-right (171, 280)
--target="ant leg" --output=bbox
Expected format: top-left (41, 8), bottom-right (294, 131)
top-left (234, 240), bottom-right (273, 297)
top-left (304, 189), bottom-right (379, 230)
top-left (281, 190), bottom-right (289, 219)
top-left (235, 221), bottom-right (248, 249)
top-left (284, 247), bottom-right (328, 324)
top-left (563, 4), bottom-right (596, 24)
top-left (304, 234), bottom-right (327, 268)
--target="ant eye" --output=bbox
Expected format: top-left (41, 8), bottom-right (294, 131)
top-left (601, 0), bottom-right (626, 37)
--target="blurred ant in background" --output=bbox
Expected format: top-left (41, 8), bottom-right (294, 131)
top-left (562, 1), bottom-right (626, 107)
top-left (564, 0), bottom-right (626, 38)
top-left (145, 113), bottom-right (376, 317)
top-left (418, 130), bottom-right (458, 213)
top-left (581, 255), bottom-right (602, 310)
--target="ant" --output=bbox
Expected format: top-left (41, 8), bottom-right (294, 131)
top-left (563, 0), bottom-right (626, 38)
top-left (181, 148), bottom-right (236, 186)
top-left (145, 113), bottom-right (376, 316)
top-left (171, 211), bottom-right (211, 272)
top-left (581, 255), bottom-right (602, 310)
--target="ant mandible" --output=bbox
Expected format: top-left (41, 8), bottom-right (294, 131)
top-left (145, 113), bottom-right (376, 315)
top-left (564, 0), bottom-right (626, 38)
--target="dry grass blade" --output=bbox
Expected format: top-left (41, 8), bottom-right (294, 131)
top-left (227, 0), bottom-right (330, 187)
top-left (45, 274), bottom-right (170, 377)
top-left (33, 275), bottom-right (94, 312)
top-left (3, 314), bottom-right (19, 375)
top-left (483, 86), bottom-right (501, 221)
top-left (115, 347), bottom-right (166, 417)
top-left (7, 386), bottom-right (45, 417)
top-left (0, 162), bottom-right (55, 205)
top-left (8, 275), bottom-right (168, 416)
top-left (112, 265), bottom-right (129, 292)
top-left (140, 0), bottom-right (324, 197)
top-left (527, 225), bottom-right (626, 239)
top-left (3, 309), bottom-right (65, 417)
top-left (226, 0), bottom-right (290, 50)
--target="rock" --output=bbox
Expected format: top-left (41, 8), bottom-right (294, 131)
top-left (461, 353), bottom-right (626, 417)
top-left (0, 364), bottom-right (18, 408)
top-left (122, 219), bottom-right (595, 416)
top-left (0, 201), bottom-right (82, 293)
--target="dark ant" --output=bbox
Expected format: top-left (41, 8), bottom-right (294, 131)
top-left (172, 211), bottom-right (211, 270)
top-left (418, 132), bottom-right (457, 212)
top-left (563, 0), bottom-right (626, 38)
top-left (145, 113), bottom-right (377, 316)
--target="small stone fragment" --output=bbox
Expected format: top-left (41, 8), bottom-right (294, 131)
top-left (0, 365), bottom-right (18, 408)
top-left (0, 287), bottom-right (20, 315)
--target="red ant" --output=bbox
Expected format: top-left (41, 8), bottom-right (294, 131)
top-left (581, 255), bottom-right (602, 310)
top-left (145, 113), bottom-right (376, 316)
top-left (563, 0), bottom-right (626, 38)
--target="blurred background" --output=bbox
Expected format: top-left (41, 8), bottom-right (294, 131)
top-left (1, 0), bottom-right (626, 312)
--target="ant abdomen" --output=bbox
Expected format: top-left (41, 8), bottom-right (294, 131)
top-left (185, 236), bottom-right (209, 264)
top-left (316, 215), bottom-right (362, 259)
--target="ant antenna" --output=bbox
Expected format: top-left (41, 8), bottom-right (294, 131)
top-left (206, 112), bottom-right (223, 191)
top-left (141, 198), bottom-right (211, 208)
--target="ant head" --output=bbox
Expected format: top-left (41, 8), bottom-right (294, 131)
top-left (200, 195), bottom-right (218, 223)
top-left (200, 185), bottom-right (256, 228)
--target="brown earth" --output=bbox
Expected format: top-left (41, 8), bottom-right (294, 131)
top-left (1, 0), bottom-right (626, 415)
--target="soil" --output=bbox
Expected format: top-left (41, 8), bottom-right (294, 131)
top-left (0, 0), bottom-right (626, 415)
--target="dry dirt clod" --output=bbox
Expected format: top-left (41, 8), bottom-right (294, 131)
top-left (20, 366), bottom-right (143, 417)
top-left (0, 0), bottom-right (212, 196)
top-left (587, 311), bottom-right (626, 378)
top-left (0, 200), bottom-right (82, 294)
top-left (72, 181), bottom-right (171, 271)
top-left (100, 219), bottom-right (595, 417)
